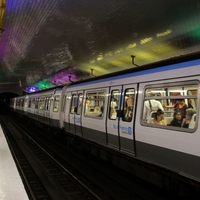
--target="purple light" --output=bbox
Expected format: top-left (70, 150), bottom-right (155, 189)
top-left (49, 71), bottom-right (77, 84)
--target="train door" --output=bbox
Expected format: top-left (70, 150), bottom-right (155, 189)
top-left (68, 91), bottom-right (84, 135)
top-left (74, 92), bottom-right (83, 136)
top-left (107, 84), bottom-right (137, 154)
top-left (51, 95), bottom-right (61, 128)
top-left (64, 91), bottom-right (71, 132)
top-left (44, 96), bottom-right (51, 125)
top-left (69, 92), bottom-right (77, 134)
top-left (107, 87), bottom-right (121, 149)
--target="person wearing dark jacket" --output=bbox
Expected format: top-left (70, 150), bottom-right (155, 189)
top-left (169, 110), bottom-right (182, 127)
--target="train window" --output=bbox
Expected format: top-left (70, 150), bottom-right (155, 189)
top-left (77, 93), bottom-right (83, 115)
top-left (122, 89), bottom-right (135, 122)
top-left (108, 90), bottom-right (120, 120)
top-left (24, 98), bottom-right (28, 108)
top-left (44, 96), bottom-right (50, 111)
top-left (70, 94), bottom-right (76, 114)
top-left (31, 98), bottom-right (35, 109)
top-left (142, 81), bottom-right (198, 131)
top-left (35, 99), bottom-right (39, 109)
top-left (39, 97), bottom-right (45, 110)
top-left (20, 99), bottom-right (24, 107)
top-left (46, 97), bottom-right (51, 111)
top-left (53, 95), bottom-right (60, 112)
top-left (28, 98), bottom-right (31, 108)
top-left (84, 91), bottom-right (105, 118)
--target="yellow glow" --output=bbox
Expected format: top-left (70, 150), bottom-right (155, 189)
top-left (126, 43), bottom-right (137, 50)
top-left (96, 53), bottom-right (103, 61)
top-left (105, 51), bottom-right (113, 57)
top-left (114, 48), bottom-right (124, 54)
top-left (156, 29), bottom-right (172, 38)
top-left (140, 37), bottom-right (153, 45)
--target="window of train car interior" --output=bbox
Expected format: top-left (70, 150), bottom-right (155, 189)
top-left (35, 99), bottom-right (39, 109)
top-left (122, 88), bottom-right (135, 122)
top-left (70, 94), bottom-right (76, 114)
top-left (39, 97), bottom-right (45, 110)
top-left (20, 99), bottom-right (24, 107)
top-left (77, 93), bottom-right (83, 115)
top-left (142, 81), bottom-right (198, 132)
top-left (84, 91), bottom-right (105, 118)
top-left (24, 98), bottom-right (28, 108)
top-left (47, 97), bottom-right (51, 111)
top-left (61, 95), bottom-right (66, 112)
top-left (28, 99), bottom-right (31, 108)
top-left (109, 90), bottom-right (120, 120)
top-left (53, 95), bottom-right (60, 112)
top-left (31, 98), bottom-right (35, 109)
top-left (45, 97), bottom-right (50, 111)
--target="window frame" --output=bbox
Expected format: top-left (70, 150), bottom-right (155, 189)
top-left (141, 80), bottom-right (199, 133)
top-left (84, 90), bottom-right (106, 119)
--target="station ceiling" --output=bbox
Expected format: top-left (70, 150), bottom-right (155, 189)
top-left (0, 0), bottom-right (200, 94)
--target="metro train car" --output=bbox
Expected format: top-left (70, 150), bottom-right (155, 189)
top-left (11, 53), bottom-right (200, 192)
top-left (14, 86), bottom-right (66, 130)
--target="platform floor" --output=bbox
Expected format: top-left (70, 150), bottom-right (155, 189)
top-left (0, 124), bottom-right (29, 200)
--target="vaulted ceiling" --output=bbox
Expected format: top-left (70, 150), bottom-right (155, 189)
top-left (1, 0), bottom-right (200, 94)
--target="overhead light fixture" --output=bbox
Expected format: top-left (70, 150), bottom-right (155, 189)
top-left (131, 55), bottom-right (139, 67)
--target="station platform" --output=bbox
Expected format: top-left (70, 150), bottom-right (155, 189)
top-left (0, 124), bottom-right (29, 200)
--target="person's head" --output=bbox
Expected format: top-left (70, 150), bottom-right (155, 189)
top-left (176, 99), bottom-right (185, 104)
top-left (154, 109), bottom-right (164, 121)
top-left (185, 108), bottom-right (196, 120)
top-left (173, 109), bottom-right (182, 120)
top-left (129, 94), bottom-right (134, 99)
top-left (149, 92), bottom-right (156, 97)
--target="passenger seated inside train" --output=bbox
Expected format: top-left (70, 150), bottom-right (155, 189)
top-left (169, 110), bottom-right (182, 127)
top-left (150, 109), bottom-right (166, 125)
top-left (181, 108), bottom-right (196, 128)
top-left (98, 105), bottom-right (104, 117)
top-left (143, 92), bottom-right (164, 121)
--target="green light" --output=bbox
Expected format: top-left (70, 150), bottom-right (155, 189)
top-left (34, 79), bottom-right (54, 89)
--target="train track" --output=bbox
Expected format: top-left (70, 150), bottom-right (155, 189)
top-left (0, 115), bottom-right (109, 200)
top-left (0, 114), bottom-right (190, 200)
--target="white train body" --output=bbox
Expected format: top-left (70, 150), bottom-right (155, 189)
top-left (11, 55), bottom-right (200, 183)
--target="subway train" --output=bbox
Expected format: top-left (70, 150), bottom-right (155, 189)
top-left (10, 53), bottom-right (200, 192)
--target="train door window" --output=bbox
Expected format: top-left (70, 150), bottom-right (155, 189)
top-left (20, 99), bottom-right (24, 107)
top-left (77, 93), bottom-right (83, 115)
top-left (84, 91), bottom-right (105, 118)
top-left (39, 97), bottom-right (45, 110)
top-left (53, 95), bottom-right (60, 112)
top-left (46, 97), bottom-right (51, 111)
top-left (35, 98), bottom-right (39, 109)
top-left (109, 90), bottom-right (120, 120)
top-left (44, 97), bottom-right (49, 110)
top-left (70, 94), bottom-right (76, 114)
top-left (16, 100), bottom-right (19, 107)
top-left (61, 95), bottom-right (66, 112)
top-left (28, 98), bottom-right (31, 108)
top-left (31, 98), bottom-right (35, 109)
top-left (24, 98), bottom-right (28, 108)
top-left (142, 81), bottom-right (198, 131)
top-left (122, 88), bottom-right (135, 122)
